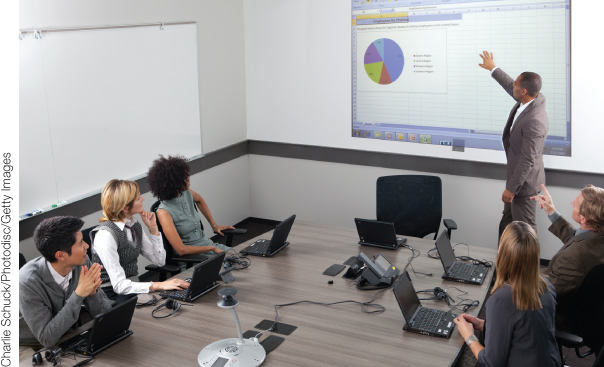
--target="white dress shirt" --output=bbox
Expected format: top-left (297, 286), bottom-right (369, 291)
top-left (47, 261), bottom-right (72, 291)
top-left (93, 218), bottom-right (165, 294)
top-left (491, 66), bottom-right (534, 131)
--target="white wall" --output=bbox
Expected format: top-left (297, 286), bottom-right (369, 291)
top-left (244, 0), bottom-right (604, 174)
top-left (249, 155), bottom-right (579, 260)
top-left (19, 156), bottom-right (251, 273)
top-left (20, 0), bottom-right (247, 154)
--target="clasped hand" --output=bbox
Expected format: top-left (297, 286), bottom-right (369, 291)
top-left (75, 263), bottom-right (103, 298)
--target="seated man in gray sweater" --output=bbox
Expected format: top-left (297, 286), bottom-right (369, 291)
top-left (19, 216), bottom-right (113, 348)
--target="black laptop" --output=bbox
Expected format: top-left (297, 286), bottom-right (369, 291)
top-left (58, 296), bottom-right (137, 356)
top-left (160, 252), bottom-right (225, 302)
top-left (393, 271), bottom-right (457, 338)
top-left (435, 230), bottom-right (489, 285)
top-left (239, 215), bottom-right (296, 257)
top-left (354, 218), bottom-right (407, 250)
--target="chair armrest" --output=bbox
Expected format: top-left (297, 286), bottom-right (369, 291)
top-left (555, 330), bottom-right (583, 345)
top-left (443, 219), bottom-right (457, 240)
top-left (443, 219), bottom-right (457, 230)
top-left (221, 229), bottom-right (247, 235)
top-left (221, 229), bottom-right (248, 247)
top-left (145, 264), bottom-right (181, 273)
top-left (172, 254), bottom-right (210, 263)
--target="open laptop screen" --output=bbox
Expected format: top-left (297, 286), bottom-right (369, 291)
top-left (269, 214), bottom-right (296, 250)
top-left (393, 272), bottom-right (420, 322)
top-left (188, 252), bottom-right (225, 296)
top-left (435, 230), bottom-right (457, 271)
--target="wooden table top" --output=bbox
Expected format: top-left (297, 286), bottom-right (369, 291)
top-left (22, 221), bottom-right (497, 367)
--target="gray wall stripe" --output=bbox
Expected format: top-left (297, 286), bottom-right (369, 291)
top-left (19, 141), bottom-right (249, 240)
top-left (19, 139), bottom-right (602, 240)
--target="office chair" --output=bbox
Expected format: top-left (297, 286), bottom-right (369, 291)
top-left (555, 263), bottom-right (604, 366)
top-left (145, 200), bottom-right (245, 279)
top-left (19, 253), bottom-right (26, 269)
top-left (376, 175), bottom-right (456, 240)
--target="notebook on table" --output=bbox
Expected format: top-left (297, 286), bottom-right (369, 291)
top-left (159, 252), bottom-right (225, 302)
top-left (434, 230), bottom-right (489, 285)
top-left (58, 296), bottom-right (137, 356)
top-left (393, 271), bottom-right (457, 338)
top-left (239, 215), bottom-right (296, 257)
top-left (354, 218), bottom-right (407, 250)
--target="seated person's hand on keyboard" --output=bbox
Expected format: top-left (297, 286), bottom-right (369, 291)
top-left (150, 278), bottom-right (190, 292)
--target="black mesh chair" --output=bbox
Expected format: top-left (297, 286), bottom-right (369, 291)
top-left (376, 175), bottom-right (455, 240)
top-left (145, 200), bottom-right (245, 280)
top-left (556, 263), bottom-right (604, 366)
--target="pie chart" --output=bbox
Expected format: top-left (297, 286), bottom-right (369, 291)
top-left (364, 38), bottom-right (404, 85)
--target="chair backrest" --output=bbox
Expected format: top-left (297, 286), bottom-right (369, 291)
top-left (150, 200), bottom-right (178, 264)
top-left (19, 253), bottom-right (26, 269)
top-left (594, 344), bottom-right (604, 367)
top-left (572, 263), bottom-right (604, 353)
top-left (376, 175), bottom-right (442, 239)
top-left (81, 225), bottom-right (96, 259)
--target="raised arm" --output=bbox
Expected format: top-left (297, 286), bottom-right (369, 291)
top-left (479, 51), bottom-right (517, 101)
top-left (189, 189), bottom-right (234, 236)
top-left (156, 208), bottom-right (224, 256)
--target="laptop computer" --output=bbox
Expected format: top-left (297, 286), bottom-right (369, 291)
top-left (434, 230), bottom-right (489, 285)
top-left (160, 252), bottom-right (225, 302)
top-left (239, 215), bottom-right (296, 257)
top-left (354, 218), bottom-right (407, 250)
top-left (393, 271), bottom-right (457, 338)
top-left (58, 296), bottom-right (137, 356)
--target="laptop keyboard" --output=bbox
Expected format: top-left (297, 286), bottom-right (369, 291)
top-left (160, 278), bottom-right (191, 298)
top-left (59, 333), bottom-right (88, 352)
top-left (449, 262), bottom-right (476, 280)
top-left (413, 308), bottom-right (446, 332)
top-left (243, 241), bottom-right (269, 254)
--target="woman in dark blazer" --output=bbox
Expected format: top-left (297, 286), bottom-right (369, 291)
top-left (454, 221), bottom-right (560, 367)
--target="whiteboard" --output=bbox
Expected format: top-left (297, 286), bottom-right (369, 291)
top-left (19, 23), bottom-right (202, 216)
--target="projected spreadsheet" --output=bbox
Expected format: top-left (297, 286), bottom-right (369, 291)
top-left (351, 0), bottom-right (571, 156)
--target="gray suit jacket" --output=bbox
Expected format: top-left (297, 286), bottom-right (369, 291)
top-left (492, 68), bottom-right (548, 197)
top-left (19, 256), bottom-right (113, 347)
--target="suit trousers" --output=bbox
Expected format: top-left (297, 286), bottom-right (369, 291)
top-left (498, 194), bottom-right (538, 242)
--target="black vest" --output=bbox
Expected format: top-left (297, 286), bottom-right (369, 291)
top-left (90, 221), bottom-right (143, 283)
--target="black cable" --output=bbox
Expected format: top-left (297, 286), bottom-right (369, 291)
top-left (402, 244), bottom-right (433, 277)
top-left (224, 249), bottom-right (251, 271)
top-left (256, 275), bottom-right (397, 339)
top-left (136, 295), bottom-right (159, 309)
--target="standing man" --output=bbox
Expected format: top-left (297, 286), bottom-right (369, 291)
top-left (479, 51), bottom-right (549, 239)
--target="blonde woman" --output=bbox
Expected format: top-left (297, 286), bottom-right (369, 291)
top-left (91, 179), bottom-right (189, 304)
top-left (454, 221), bottom-right (560, 367)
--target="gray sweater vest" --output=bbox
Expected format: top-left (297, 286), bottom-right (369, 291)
top-left (90, 221), bottom-right (143, 283)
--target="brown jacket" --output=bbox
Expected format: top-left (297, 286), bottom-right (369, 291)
top-left (543, 216), bottom-right (604, 332)
top-left (492, 68), bottom-right (549, 197)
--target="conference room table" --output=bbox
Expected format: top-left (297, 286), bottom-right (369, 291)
top-left (22, 221), bottom-right (497, 367)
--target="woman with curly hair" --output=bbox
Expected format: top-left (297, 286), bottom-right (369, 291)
top-left (147, 155), bottom-right (234, 256)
